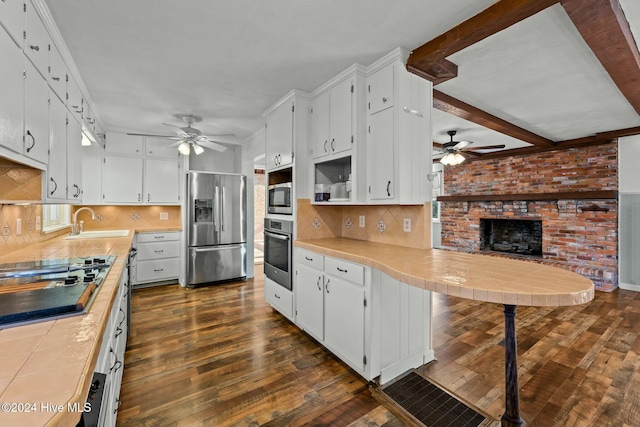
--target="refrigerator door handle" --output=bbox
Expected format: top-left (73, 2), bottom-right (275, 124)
top-left (194, 244), bottom-right (245, 253)
top-left (214, 186), bottom-right (220, 232)
top-left (221, 187), bottom-right (225, 232)
top-left (264, 231), bottom-right (290, 241)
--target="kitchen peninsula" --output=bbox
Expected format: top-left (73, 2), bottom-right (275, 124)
top-left (295, 237), bottom-right (594, 426)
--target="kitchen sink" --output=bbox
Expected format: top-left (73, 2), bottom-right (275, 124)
top-left (65, 229), bottom-right (130, 239)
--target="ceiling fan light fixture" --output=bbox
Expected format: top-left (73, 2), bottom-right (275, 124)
top-left (178, 141), bottom-right (191, 155)
top-left (192, 143), bottom-right (205, 155)
top-left (440, 152), bottom-right (465, 166)
top-left (453, 153), bottom-right (465, 164)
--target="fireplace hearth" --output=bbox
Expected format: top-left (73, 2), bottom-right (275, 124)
top-left (480, 218), bottom-right (542, 257)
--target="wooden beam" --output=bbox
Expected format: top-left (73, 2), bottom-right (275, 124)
top-left (437, 190), bottom-right (618, 202)
top-left (407, 0), bottom-right (560, 84)
top-left (433, 90), bottom-right (555, 148)
top-left (562, 0), bottom-right (640, 115)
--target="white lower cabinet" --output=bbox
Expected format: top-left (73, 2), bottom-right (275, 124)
top-left (94, 265), bottom-right (129, 427)
top-left (294, 247), bottom-right (433, 384)
top-left (132, 231), bottom-right (180, 287)
top-left (265, 276), bottom-right (294, 321)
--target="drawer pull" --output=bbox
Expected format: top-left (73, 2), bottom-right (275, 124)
top-left (154, 235), bottom-right (165, 239)
top-left (305, 256), bottom-right (313, 261)
top-left (274, 293), bottom-right (280, 299)
top-left (154, 249), bottom-right (164, 253)
top-left (336, 267), bottom-right (348, 273)
top-left (153, 268), bottom-right (164, 272)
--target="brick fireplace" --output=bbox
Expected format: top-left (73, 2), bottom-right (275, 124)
top-left (439, 142), bottom-right (618, 291)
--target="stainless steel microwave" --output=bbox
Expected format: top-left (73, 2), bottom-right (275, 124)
top-left (268, 182), bottom-right (293, 214)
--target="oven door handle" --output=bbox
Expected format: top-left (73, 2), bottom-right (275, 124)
top-left (264, 231), bottom-right (290, 241)
top-left (194, 245), bottom-right (244, 253)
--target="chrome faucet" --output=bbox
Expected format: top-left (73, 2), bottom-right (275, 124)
top-left (71, 207), bottom-right (97, 235)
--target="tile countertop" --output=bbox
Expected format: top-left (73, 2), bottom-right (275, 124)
top-left (295, 238), bottom-right (595, 307)
top-left (0, 227), bottom-right (180, 427)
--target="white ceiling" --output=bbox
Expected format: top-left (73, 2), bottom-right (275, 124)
top-left (43, 0), bottom-right (640, 153)
top-left (43, 0), bottom-right (497, 142)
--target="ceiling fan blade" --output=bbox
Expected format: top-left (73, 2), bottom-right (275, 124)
top-left (433, 142), bottom-right (444, 149)
top-left (170, 139), bottom-right (185, 147)
top-left (464, 144), bottom-right (506, 151)
top-left (162, 123), bottom-right (190, 138)
top-left (126, 132), bottom-right (181, 139)
top-left (201, 134), bottom-right (238, 145)
top-left (197, 139), bottom-right (227, 152)
top-left (453, 140), bottom-right (472, 150)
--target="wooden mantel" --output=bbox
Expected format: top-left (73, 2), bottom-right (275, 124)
top-left (436, 190), bottom-right (618, 202)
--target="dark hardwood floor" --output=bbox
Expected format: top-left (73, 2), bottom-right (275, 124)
top-left (117, 269), bottom-right (640, 427)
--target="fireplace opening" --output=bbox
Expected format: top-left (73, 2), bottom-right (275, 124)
top-left (480, 218), bottom-right (543, 257)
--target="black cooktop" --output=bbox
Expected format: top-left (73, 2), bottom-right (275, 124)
top-left (0, 255), bottom-right (116, 328)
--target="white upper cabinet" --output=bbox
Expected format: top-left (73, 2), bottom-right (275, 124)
top-left (265, 96), bottom-right (295, 171)
top-left (311, 78), bottom-right (354, 159)
top-left (144, 158), bottom-right (180, 203)
top-left (145, 137), bottom-right (179, 158)
top-left (23, 58), bottom-right (49, 164)
top-left (47, 94), bottom-right (68, 200)
top-left (105, 132), bottom-right (143, 156)
top-left (0, 27), bottom-right (25, 155)
top-left (24, 0), bottom-right (49, 78)
top-left (66, 75), bottom-right (83, 122)
top-left (81, 142), bottom-right (103, 205)
top-left (102, 155), bottom-right (143, 203)
top-left (67, 115), bottom-right (83, 200)
top-left (48, 42), bottom-right (67, 102)
top-left (0, 0), bottom-right (24, 48)
top-left (366, 49), bottom-right (431, 204)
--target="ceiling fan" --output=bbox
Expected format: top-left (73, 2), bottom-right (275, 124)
top-left (127, 115), bottom-right (235, 155)
top-left (433, 130), bottom-right (506, 165)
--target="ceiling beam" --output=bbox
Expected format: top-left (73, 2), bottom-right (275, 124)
top-left (433, 90), bottom-right (556, 148)
top-left (406, 0), bottom-right (560, 84)
top-left (561, 0), bottom-right (640, 115)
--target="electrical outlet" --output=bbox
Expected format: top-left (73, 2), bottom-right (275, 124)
top-left (359, 215), bottom-right (365, 228)
top-left (36, 216), bottom-right (41, 231)
top-left (160, 212), bottom-right (169, 220)
top-left (16, 219), bottom-right (21, 235)
top-left (403, 218), bottom-right (411, 232)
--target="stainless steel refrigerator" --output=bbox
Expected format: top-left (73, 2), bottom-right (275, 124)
top-left (186, 172), bottom-right (247, 287)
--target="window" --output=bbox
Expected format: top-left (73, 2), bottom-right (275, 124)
top-left (42, 204), bottom-right (71, 232)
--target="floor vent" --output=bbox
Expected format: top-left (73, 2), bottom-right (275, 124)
top-left (381, 372), bottom-right (487, 427)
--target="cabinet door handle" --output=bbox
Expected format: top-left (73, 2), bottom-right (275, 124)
top-left (330, 138), bottom-right (335, 151)
top-left (316, 276), bottom-right (322, 291)
top-left (324, 140), bottom-right (328, 153)
top-left (326, 279), bottom-right (330, 293)
top-left (382, 97), bottom-right (387, 103)
top-left (336, 267), bottom-right (348, 273)
top-left (49, 177), bottom-right (57, 196)
top-left (29, 44), bottom-right (39, 51)
top-left (147, 194), bottom-right (150, 202)
top-left (402, 106), bottom-right (424, 117)
top-left (387, 180), bottom-right (391, 197)
top-left (138, 194), bottom-right (141, 202)
top-left (25, 130), bottom-right (35, 152)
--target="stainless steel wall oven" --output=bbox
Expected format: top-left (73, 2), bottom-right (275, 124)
top-left (263, 218), bottom-right (293, 290)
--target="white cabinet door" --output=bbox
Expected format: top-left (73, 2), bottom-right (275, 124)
top-left (67, 116), bottom-right (83, 200)
top-left (23, 59), bottom-right (49, 164)
top-left (102, 155), bottom-right (143, 203)
top-left (81, 142), bottom-right (103, 204)
top-left (0, 0), bottom-right (24, 48)
top-left (144, 158), bottom-right (180, 203)
top-left (367, 65), bottom-right (394, 114)
top-left (295, 263), bottom-right (324, 341)
top-left (66, 76), bottom-right (83, 123)
top-left (145, 137), bottom-right (179, 158)
top-left (47, 95), bottom-right (67, 200)
top-left (367, 107), bottom-right (394, 200)
top-left (48, 43), bottom-right (67, 102)
top-left (105, 132), bottom-right (143, 156)
top-left (24, 1), bottom-right (49, 78)
top-left (310, 91), bottom-right (330, 159)
top-left (324, 275), bottom-right (365, 371)
top-left (329, 78), bottom-right (353, 155)
top-left (265, 99), bottom-right (293, 170)
top-left (0, 29), bottom-right (24, 155)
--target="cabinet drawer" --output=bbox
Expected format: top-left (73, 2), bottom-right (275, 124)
top-left (297, 248), bottom-right (324, 270)
top-left (137, 241), bottom-right (180, 260)
top-left (136, 258), bottom-right (179, 282)
top-left (265, 277), bottom-right (293, 319)
top-left (136, 231), bottom-right (180, 243)
top-left (325, 256), bottom-right (364, 285)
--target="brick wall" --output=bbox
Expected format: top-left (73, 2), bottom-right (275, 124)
top-left (441, 142), bottom-right (618, 291)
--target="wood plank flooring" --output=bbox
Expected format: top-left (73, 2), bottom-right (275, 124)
top-left (117, 269), bottom-right (640, 427)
